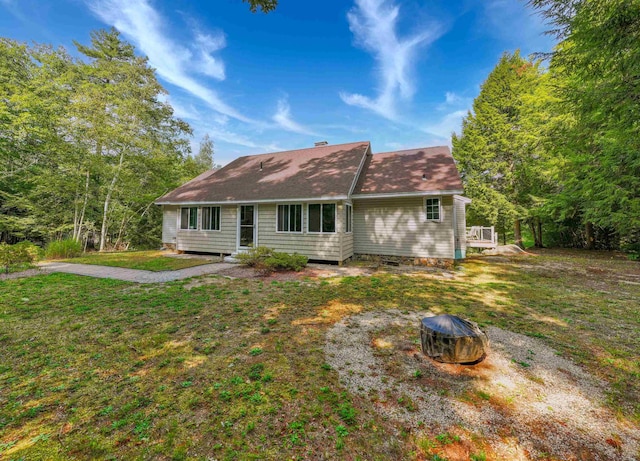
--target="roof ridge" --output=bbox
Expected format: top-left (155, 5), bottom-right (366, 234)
top-left (237, 140), bottom-right (370, 160)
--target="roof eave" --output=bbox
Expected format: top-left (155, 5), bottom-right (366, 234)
top-left (155, 195), bottom-right (350, 206)
top-left (352, 190), bottom-right (464, 199)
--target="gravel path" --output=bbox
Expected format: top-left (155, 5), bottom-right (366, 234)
top-left (38, 261), bottom-right (235, 283)
top-left (325, 310), bottom-right (640, 460)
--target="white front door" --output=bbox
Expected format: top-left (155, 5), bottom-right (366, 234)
top-left (237, 205), bottom-right (257, 250)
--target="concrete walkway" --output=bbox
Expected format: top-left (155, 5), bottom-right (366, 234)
top-left (39, 261), bottom-right (235, 284)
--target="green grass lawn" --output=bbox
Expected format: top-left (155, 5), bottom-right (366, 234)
top-left (59, 250), bottom-right (213, 271)
top-left (0, 250), bottom-right (638, 460)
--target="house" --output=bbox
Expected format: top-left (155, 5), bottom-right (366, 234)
top-left (155, 141), bottom-right (470, 264)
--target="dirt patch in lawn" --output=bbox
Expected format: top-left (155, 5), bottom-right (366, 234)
top-left (325, 309), bottom-right (640, 461)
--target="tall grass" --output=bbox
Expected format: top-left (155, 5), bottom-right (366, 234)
top-left (45, 238), bottom-right (82, 259)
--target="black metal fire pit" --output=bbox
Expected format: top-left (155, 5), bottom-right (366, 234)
top-left (420, 314), bottom-right (488, 365)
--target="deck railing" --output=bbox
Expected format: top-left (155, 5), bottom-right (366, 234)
top-left (466, 226), bottom-right (498, 248)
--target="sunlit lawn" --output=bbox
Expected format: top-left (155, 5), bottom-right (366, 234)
top-left (59, 250), bottom-right (213, 271)
top-left (1, 249), bottom-right (638, 459)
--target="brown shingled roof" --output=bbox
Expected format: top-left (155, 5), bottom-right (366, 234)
top-left (353, 146), bottom-right (463, 196)
top-left (156, 141), bottom-right (370, 203)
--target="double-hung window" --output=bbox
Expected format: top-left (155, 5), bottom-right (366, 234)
top-left (308, 203), bottom-right (336, 233)
top-left (345, 204), bottom-right (352, 233)
top-left (425, 198), bottom-right (441, 221)
top-left (277, 204), bottom-right (302, 232)
top-left (180, 207), bottom-right (198, 230)
top-left (202, 206), bottom-right (221, 231)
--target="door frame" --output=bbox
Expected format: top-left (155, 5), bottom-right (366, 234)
top-left (236, 204), bottom-right (258, 251)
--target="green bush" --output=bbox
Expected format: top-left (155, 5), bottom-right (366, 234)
top-left (264, 252), bottom-right (308, 272)
top-left (45, 238), bottom-right (83, 259)
top-left (0, 241), bottom-right (41, 274)
top-left (621, 241), bottom-right (640, 261)
top-left (235, 246), bottom-right (274, 267)
top-left (235, 246), bottom-right (308, 273)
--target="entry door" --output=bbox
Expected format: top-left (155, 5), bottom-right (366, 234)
top-left (238, 205), bottom-right (256, 249)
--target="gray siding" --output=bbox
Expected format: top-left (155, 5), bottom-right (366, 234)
top-left (257, 203), bottom-right (345, 261)
top-left (176, 205), bottom-right (236, 254)
top-left (352, 196), bottom-right (455, 259)
top-left (162, 206), bottom-right (178, 244)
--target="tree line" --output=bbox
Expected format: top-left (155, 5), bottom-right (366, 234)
top-left (452, 0), bottom-right (639, 253)
top-left (1, 29), bottom-right (214, 250)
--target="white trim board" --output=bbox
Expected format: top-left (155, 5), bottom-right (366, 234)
top-left (156, 195), bottom-right (348, 206)
top-left (351, 190), bottom-right (463, 200)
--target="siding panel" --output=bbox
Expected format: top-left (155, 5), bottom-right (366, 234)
top-left (176, 205), bottom-right (236, 253)
top-left (352, 196), bottom-right (455, 259)
top-left (257, 204), bottom-right (343, 261)
top-left (453, 197), bottom-right (467, 257)
top-left (162, 206), bottom-right (178, 244)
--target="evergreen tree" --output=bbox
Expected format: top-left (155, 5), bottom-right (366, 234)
top-left (194, 134), bottom-right (214, 173)
top-left (529, 0), bottom-right (640, 246)
top-left (452, 52), bottom-right (550, 247)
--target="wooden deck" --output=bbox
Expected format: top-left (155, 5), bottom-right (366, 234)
top-left (466, 226), bottom-right (498, 248)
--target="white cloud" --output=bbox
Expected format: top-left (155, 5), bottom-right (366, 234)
top-left (272, 97), bottom-right (319, 136)
top-left (340, 0), bottom-right (443, 120)
top-left (194, 31), bottom-right (226, 79)
top-left (423, 109), bottom-right (467, 140)
top-left (87, 0), bottom-right (254, 123)
top-left (437, 91), bottom-right (473, 111)
top-left (445, 92), bottom-right (461, 105)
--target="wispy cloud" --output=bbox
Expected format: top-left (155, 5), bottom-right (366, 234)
top-left (436, 91), bottom-right (472, 111)
top-left (193, 31), bottom-right (226, 79)
top-left (87, 0), bottom-right (253, 123)
top-left (423, 109), bottom-right (467, 140)
top-left (340, 0), bottom-right (443, 120)
top-left (272, 97), bottom-right (319, 136)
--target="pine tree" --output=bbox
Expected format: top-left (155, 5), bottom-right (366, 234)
top-left (452, 51), bottom-right (550, 247)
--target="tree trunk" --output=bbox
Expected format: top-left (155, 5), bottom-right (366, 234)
top-left (536, 218), bottom-right (543, 248)
top-left (585, 221), bottom-right (595, 250)
top-left (99, 150), bottom-right (125, 252)
top-left (528, 220), bottom-right (537, 247)
top-left (514, 219), bottom-right (523, 249)
top-left (75, 169), bottom-right (90, 241)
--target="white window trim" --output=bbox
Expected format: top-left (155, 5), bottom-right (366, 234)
top-left (425, 197), bottom-right (442, 222)
top-left (345, 203), bottom-right (353, 234)
top-left (275, 204), bottom-right (304, 234)
top-left (179, 206), bottom-right (199, 231)
top-left (306, 203), bottom-right (337, 234)
top-left (201, 206), bottom-right (222, 232)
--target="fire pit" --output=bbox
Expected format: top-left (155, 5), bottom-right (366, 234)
top-left (420, 314), bottom-right (488, 364)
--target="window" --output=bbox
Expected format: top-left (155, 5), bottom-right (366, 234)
top-left (308, 203), bottom-right (336, 233)
top-left (202, 206), bottom-right (221, 231)
top-left (345, 204), bottom-right (352, 233)
top-left (180, 207), bottom-right (198, 230)
top-left (425, 198), bottom-right (441, 221)
top-left (277, 204), bottom-right (302, 232)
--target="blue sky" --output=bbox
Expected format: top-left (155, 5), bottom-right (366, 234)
top-left (0, 0), bottom-right (555, 165)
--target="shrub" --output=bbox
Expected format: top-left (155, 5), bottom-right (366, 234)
top-left (45, 238), bottom-right (82, 259)
top-left (235, 246), bottom-right (274, 267)
top-left (264, 252), bottom-right (308, 272)
top-left (0, 241), bottom-right (41, 274)
top-left (235, 246), bottom-right (308, 273)
top-left (621, 241), bottom-right (640, 261)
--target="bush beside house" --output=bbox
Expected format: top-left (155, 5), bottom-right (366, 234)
top-left (236, 247), bottom-right (308, 274)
